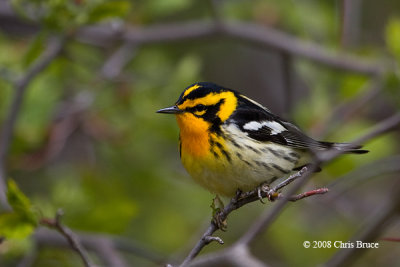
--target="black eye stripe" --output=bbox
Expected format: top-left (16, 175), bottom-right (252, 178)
top-left (195, 104), bottom-right (206, 111)
top-left (185, 99), bottom-right (225, 114)
top-left (194, 104), bottom-right (205, 111)
top-left (186, 104), bottom-right (206, 112)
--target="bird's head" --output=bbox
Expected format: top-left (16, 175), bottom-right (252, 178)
top-left (157, 82), bottom-right (238, 133)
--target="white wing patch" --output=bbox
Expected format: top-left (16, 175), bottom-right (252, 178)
top-left (242, 121), bottom-right (263, 131)
top-left (243, 120), bottom-right (286, 135)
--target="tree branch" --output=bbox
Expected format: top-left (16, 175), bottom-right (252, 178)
top-left (352, 112), bottom-right (400, 146)
top-left (76, 21), bottom-right (383, 75)
top-left (34, 228), bottom-right (166, 266)
top-left (326, 154), bottom-right (400, 197)
top-left (316, 74), bottom-right (384, 138)
top-left (0, 36), bottom-right (65, 210)
top-left (100, 42), bottom-right (137, 80)
top-left (178, 166), bottom-right (324, 266)
top-left (40, 210), bottom-right (95, 267)
top-left (0, 5), bottom-right (382, 75)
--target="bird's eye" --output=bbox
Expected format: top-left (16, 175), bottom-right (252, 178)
top-left (195, 104), bottom-right (206, 111)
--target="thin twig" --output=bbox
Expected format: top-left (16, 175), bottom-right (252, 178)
top-left (353, 112), bottom-right (400, 146)
top-left (0, 36), bottom-right (65, 209)
top-left (179, 222), bottom-right (218, 267)
top-left (326, 154), bottom-right (400, 197)
top-left (100, 42), bottom-right (137, 80)
top-left (34, 228), bottom-right (166, 266)
top-left (287, 188), bottom-right (329, 201)
top-left (40, 210), bottom-right (95, 267)
top-left (273, 166), bottom-right (308, 192)
top-left (316, 75), bottom-right (383, 138)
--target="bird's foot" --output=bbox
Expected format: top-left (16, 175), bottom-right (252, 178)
top-left (211, 195), bottom-right (227, 231)
top-left (257, 182), bottom-right (279, 202)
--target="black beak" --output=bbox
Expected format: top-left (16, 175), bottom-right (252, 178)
top-left (156, 105), bottom-right (183, 114)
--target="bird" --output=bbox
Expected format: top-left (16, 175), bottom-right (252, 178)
top-left (157, 82), bottom-right (367, 197)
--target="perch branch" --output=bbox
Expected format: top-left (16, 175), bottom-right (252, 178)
top-left (236, 165), bottom-right (317, 247)
top-left (179, 166), bottom-right (324, 266)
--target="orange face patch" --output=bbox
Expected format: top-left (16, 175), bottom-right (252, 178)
top-left (176, 113), bottom-right (211, 157)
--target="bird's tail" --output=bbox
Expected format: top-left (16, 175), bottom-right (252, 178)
top-left (320, 141), bottom-right (369, 154)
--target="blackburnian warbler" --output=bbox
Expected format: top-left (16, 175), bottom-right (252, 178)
top-left (157, 82), bottom-right (367, 197)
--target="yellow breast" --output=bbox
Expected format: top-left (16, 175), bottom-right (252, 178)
top-left (176, 113), bottom-right (235, 195)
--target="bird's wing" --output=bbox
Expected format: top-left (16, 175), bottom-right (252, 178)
top-left (229, 106), bottom-right (330, 151)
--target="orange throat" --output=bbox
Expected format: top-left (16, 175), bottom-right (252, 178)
top-left (176, 113), bottom-right (211, 158)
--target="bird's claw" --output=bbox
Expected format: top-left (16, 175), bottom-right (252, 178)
top-left (257, 182), bottom-right (271, 203)
top-left (211, 195), bottom-right (228, 231)
top-left (212, 210), bottom-right (228, 231)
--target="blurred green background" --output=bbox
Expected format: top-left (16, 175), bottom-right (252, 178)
top-left (0, 0), bottom-right (400, 266)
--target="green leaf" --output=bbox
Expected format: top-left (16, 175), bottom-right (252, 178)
top-left (0, 179), bottom-right (38, 239)
top-left (339, 74), bottom-right (367, 99)
top-left (7, 180), bottom-right (33, 219)
top-left (0, 213), bottom-right (36, 239)
top-left (385, 17), bottom-right (400, 62)
top-left (88, 1), bottom-right (131, 23)
top-left (22, 32), bottom-right (47, 68)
